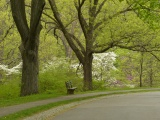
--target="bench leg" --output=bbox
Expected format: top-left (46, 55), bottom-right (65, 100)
top-left (67, 89), bottom-right (75, 94)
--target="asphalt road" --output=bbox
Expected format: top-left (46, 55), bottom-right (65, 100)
top-left (52, 92), bottom-right (160, 120)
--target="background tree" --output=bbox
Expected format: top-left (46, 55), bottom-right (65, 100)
top-left (47, 0), bottom-right (159, 90)
top-left (115, 48), bottom-right (160, 88)
top-left (10, 0), bottom-right (45, 96)
top-left (139, 52), bottom-right (144, 87)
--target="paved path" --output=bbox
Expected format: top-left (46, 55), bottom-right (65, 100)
top-left (52, 92), bottom-right (160, 120)
top-left (0, 88), bottom-right (160, 118)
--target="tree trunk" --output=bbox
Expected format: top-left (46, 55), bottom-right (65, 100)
top-left (139, 52), bottom-right (144, 87)
top-left (83, 54), bottom-right (93, 90)
top-left (20, 36), bottom-right (39, 96)
top-left (149, 68), bottom-right (153, 87)
top-left (20, 52), bottom-right (39, 96)
top-left (60, 33), bottom-right (73, 58)
top-left (10, 0), bottom-right (45, 96)
top-left (20, 23), bottom-right (41, 96)
top-left (149, 60), bottom-right (153, 87)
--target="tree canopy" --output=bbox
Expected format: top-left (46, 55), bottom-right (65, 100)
top-left (0, 0), bottom-right (160, 96)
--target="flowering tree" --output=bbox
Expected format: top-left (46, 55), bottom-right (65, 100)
top-left (41, 57), bottom-right (70, 72)
top-left (47, 0), bottom-right (154, 90)
top-left (70, 52), bottom-right (117, 84)
top-left (93, 52), bottom-right (117, 81)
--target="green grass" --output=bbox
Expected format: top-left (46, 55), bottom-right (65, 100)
top-left (0, 93), bottom-right (64, 107)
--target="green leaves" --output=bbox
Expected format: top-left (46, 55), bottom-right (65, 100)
top-left (126, 0), bottom-right (160, 29)
top-left (119, 0), bottom-right (124, 2)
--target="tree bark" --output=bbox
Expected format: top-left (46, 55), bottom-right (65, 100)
top-left (59, 33), bottom-right (73, 58)
top-left (20, 25), bottom-right (41, 96)
top-left (82, 53), bottom-right (93, 90)
top-left (149, 68), bottom-right (153, 87)
top-left (20, 46), bottom-right (39, 96)
top-left (148, 60), bottom-right (153, 87)
top-left (139, 52), bottom-right (144, 87)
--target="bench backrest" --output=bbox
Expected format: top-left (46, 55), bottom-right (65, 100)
top-left (65, 81), bottom-right (73, 89)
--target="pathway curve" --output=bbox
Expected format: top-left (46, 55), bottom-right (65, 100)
top-left (0, 88), bottom-right (159, 118)
top-left (52, 92), bottom-right (160, 120)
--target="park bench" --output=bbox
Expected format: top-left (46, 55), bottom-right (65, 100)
top-left (65, 81), bottom-right (77, 94)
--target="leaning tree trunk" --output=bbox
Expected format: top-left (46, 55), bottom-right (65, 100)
top-left (83, 53), bottom-right (93, 90)
top-left (60, 33), bottom-right (73, 58)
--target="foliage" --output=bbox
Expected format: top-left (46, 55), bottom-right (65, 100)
top-left (115, 48), bottom-right (160, 87)
top-left (0, 75), bottom-right (20, 99)
top-left (0, 1), bottom-right (21, 67)
top-left (39, 59), bottom-right (83, 93)
top-left (0, 0), bottom-right (160, 98)
top-left (120, 0), bottom-right (160, 28)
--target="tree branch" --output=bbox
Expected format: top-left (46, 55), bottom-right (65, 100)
top-left (74, 0), bottom-right (88, 39)
top-left (30, 0), bottom-right (45, 40)
top-left (10, 0), bottom-right (29, 41)
top-left (95, 0), bottom-right (107, 18)
top-left (0, 24), bottom-right (14, 43)
top-left (42, 12), bottom-right (57, 23)
top-left (48, 0), bottom-right (85, 63)
top-left (149, 52), bottom-right (160, 61)
top-left (68, 33), bottom-right (85, 54)
top-left (94, 4), bottom-right (133, 30)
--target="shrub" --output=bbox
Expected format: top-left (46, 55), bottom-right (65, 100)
top-left (0, 74), bottom-right (20, 99)
top-left (39, 65), bottom-right (82, 94)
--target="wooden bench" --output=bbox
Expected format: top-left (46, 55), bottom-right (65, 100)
top-left (65, 81), bottom-right (77, 94)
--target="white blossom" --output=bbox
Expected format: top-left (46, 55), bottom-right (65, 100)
top-left (92, 52), bottom-right (117, 81)
top-left (125, 84), bottom-right (135, 88)
top-left (42, 57), bottom-right (70, 72)
top-left (0, 62), bottom-right (22, 75)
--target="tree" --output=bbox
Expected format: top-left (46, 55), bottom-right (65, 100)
top-left (93, 52), bottom-right (117, 81)
top-left (10, 0), bottom-right (45, 96)
top-left (122, 0), bottom-right (160, 86)
top-left (123, 0), bottom-right (160, 29)
top-left (47, 0), bottom-right (155, 90)
top-left (139, 52), bottom-right (144, 87)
